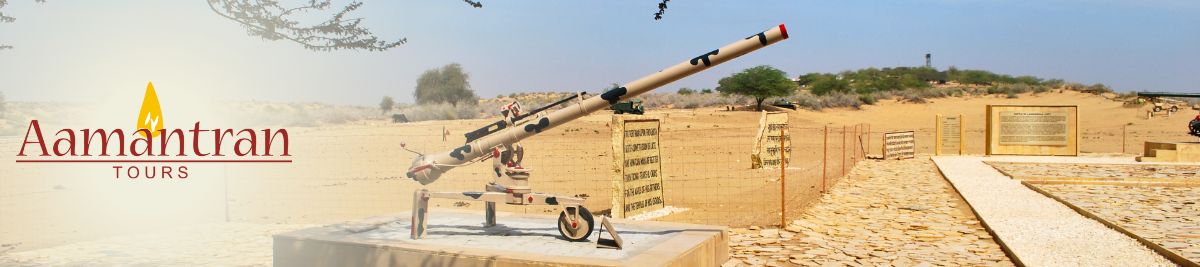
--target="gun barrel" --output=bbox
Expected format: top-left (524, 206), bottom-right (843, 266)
top-left (408, 24), bottom-right (790, 185)
top-left (463, 92), bottom-right (585, 143)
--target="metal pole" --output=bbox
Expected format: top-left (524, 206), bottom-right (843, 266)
top-left (779, 127), bottom-right (786, 227)
top-left (853, 124), bottom-right (858, 162)
top-left (866, 124), bottom-right (871, 158)
top-left (842, 125), bottom-right (847, 177)
top-left (1122, 124), bottom-right (1127, 154)
top-left (822, 125), bottom-right (828, 193)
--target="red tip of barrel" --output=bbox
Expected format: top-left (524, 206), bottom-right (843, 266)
top-left (779, 24), bottom-right (789, 39)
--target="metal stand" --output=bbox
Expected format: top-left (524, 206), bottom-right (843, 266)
top-left (596, 216), bottom-right (624, 250)
top-left (409, 189), bottom-right (595, 241)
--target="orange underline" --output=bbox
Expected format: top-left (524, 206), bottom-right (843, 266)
top-left (15, 159), bottom-right (292, 163)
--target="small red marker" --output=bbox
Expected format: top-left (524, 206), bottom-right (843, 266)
top-left (779, 24), bottom-right (789, 39)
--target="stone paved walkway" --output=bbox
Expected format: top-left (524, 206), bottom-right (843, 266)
top-left (933, 156), bottom-right (1173, 267)
top-left (1038, 184), bottom-right (1200, 262)
top-left (725, 158), bottom-right (1013, 267)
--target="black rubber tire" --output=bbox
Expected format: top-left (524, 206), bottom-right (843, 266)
top-left (1170, 106), bottom-right (1179, 113)
top-left (1154, 106), bottom-right (1163, 112)
top-left (557, 206), bottom-right (594, 242)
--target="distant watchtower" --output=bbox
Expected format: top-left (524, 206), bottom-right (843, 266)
top-left (924, 53), bottom-right (932, 68)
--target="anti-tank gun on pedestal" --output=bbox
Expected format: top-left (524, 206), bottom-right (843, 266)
top-left (402, 24), bottom-right (791, 242)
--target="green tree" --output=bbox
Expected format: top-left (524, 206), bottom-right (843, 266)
top-left (808, 76), bottom-right (851, 95)
top-left (379, 96), bottom-right (395, 114)
top-left (955, 70), bottom-right (997, 85)
top-left (716, 65), bottom-right (797, 110)
top-left (414, 63), bottom-right (477, 106)
top-left (677, 87), bottom-right (695, 95)
top-left (699, 88), bottom-right (713, 94)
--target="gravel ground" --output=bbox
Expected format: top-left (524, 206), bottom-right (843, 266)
top-left (0, 223), bottom-right (311, 266)
top-left (990, 162), bottom-right (1200, 180)
top-left (933, 156), bottom-right (1174, 267)
top-left (1038, 184), bottom-right (1200, 262)
top-left (725, 159), bottom-right (1013, 267)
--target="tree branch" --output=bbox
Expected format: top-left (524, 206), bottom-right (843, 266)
top-left (206, 0), bottom-right (405, 52)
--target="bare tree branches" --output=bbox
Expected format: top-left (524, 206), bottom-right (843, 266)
top-left (4, 1), bottom-right (677, 52)
top-left (0, 0), bottom-right (46, 50)
top-left (654, 0), bottom-right (669, 21)
top-left (206, 0), bottom-right (405, 51)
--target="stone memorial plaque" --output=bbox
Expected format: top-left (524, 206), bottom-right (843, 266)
top-left (611, 117), bottom-right (665, 218)
top-left (998, 111), bottom-right (1069, 146)
top-left (752, 111), bottom-right (791, 169)
top-left (883, 131), bottom-right (916, 160)
top-left (937, 114), bottom-right (964, 155)
top-left (985, 105), bottom-right (1078, 156)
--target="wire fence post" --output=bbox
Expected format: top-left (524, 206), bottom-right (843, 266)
top-left (842, 125), bottom-right (847, 177)
top-left (822, 125), bottom-right (828, 193)
top-left (852, 124), bottom-right (858, 163)
top-left (779, 127), bottom-right (786, 227)
top-left (1122, 124), bottom-right (1127, 154)
top-left (865, 124), bottom-right (871, 158)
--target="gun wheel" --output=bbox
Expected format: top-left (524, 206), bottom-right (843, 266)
top-left (557, 206), bottom-right (594, 241)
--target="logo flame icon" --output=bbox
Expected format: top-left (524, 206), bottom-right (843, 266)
top-left (136, 82), bottom-right (164, 138)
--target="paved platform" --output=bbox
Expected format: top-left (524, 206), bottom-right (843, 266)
top-left (932, 156), bottom-right (1173, 266)
top-left (273, 209), bottom-right (727, 267)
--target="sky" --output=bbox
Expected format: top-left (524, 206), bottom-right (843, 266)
top-left (0, 0), bottom-right (1197, 105)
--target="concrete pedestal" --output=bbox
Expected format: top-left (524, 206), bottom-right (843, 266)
top-left (1138, 142), bottom-right (1200, 162)
top-left (273, 209), bottom-right (727, 267)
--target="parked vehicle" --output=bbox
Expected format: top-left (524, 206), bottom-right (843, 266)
top-left (611, 99), bottom-right (645, 115)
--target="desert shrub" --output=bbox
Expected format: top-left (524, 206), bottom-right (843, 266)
top-left (700, 88), bottom-right (714, 94)
top-left (397, 102), bottom-right (499, 122)
top-left (826, 93), bottom-right (863, 109)
top-left (791, 92), bottom-right (824, 110)
top-left (1032, 86), bottom-right (1050, 94)
top-left (677, 87), bottom-right (695, 95)
top-left (986, 83), bottom-right (1034, 96)
top-left (791, 91), bottom-right (863, 110)
top-left (858, 94), bottom-right (877, 105)
top-left (1006, 92), bottom-right (1019, 98)
top-left (1084, 83), bottom-right (1113, 94)
top-left (640, 92), bottom-right (750, 109)
top-left (1013, 75), bottom-right (1043, 85)
top-left (896, 90), bottom-right (927, 104)
top-left (1042, 79), bottom-right (1065, 88)
top-left (1062, 82), bottom-right (1088, 91)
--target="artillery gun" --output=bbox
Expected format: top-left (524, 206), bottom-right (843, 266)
top-left (402, 24), bottom-right (790, 242)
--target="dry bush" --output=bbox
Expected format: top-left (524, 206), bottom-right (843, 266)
top-left (396, 102), bottom-right (501, 122)
top-left (639, 92), bottom-right (751, 109)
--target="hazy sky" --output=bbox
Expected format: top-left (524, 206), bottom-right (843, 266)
top-left (0, 0), bottom-right (1197, 105)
